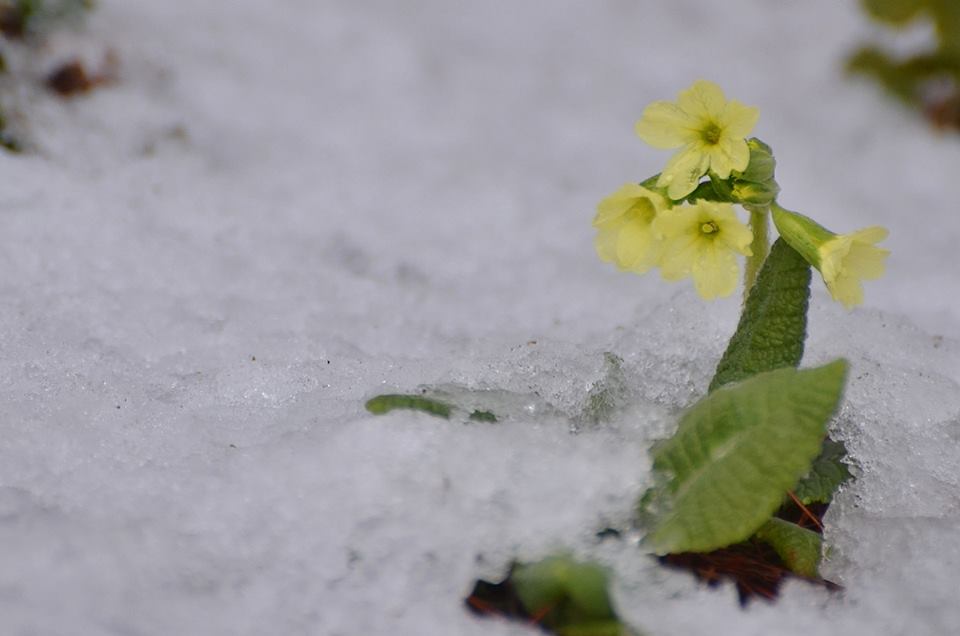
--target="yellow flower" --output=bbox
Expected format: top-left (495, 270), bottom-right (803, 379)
top-left (654, 201), bottom-right (753, 300)
top-left (771, 204), bottom-right (889, 309)
top-left (593, 183), bottom-right (669, 273)
top-left (635, 80), bottom-right (760, 200)
top-left (819, 228), bottom-right (889, 309)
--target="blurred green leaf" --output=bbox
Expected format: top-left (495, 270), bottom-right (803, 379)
top-left (862, 0), bottom-right (925, 24)
top-left (754, 517), bottom-right (823, 578)
top-left (511, 555), bottom-right (639, 636)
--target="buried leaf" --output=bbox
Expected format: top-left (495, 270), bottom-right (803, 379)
top-left (793, 438), bottom-right (853, 505)
top-left (468, 555), bottom-right (639, 636)
top-left (364, 394), bottom-right (452, 418)
top-left (753, 517), bottom-right (823, 578)
top-left (512, 556), bottom-right (615, 624)
top-left (639, 360), bottom-right (848, 554)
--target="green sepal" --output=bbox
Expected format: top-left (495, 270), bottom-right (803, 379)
top-left (683, 179), bottom-right (731, 204)
top-left (793, 438), bottom-right (853, 504)
top-left (753, 517), bottom-right (823, 578)
top-left (639, 360), bottom-right (848, 554)
top-left (709, 238), bottom-right (812, 392)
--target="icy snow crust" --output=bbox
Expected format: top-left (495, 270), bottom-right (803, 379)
top-left (1, 1), bottom-right (958, 634)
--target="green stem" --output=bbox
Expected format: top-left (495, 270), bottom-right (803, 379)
top-left (743, 205), bottom-right (770, 299)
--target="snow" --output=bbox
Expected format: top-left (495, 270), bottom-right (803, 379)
top-left (0, 1), bottom-right (958, 635)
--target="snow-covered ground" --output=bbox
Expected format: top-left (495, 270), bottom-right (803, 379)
top-left (1, 1), bottom-right (958, 634)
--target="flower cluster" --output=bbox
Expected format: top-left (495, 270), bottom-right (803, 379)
top-left (593, 79), bottom-right (889, 308)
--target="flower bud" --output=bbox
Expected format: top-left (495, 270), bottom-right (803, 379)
top-left (731, 138), bottom-right (779, 206)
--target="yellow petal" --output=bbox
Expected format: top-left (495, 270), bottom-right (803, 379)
top-left (652, 207), bottom-right (692, 238)
top-left (594, 183), bottom-right (666, 227)
top-left (659, 233), bottom-right (700, 280)
top-left (714, 210), bottom-right (753, 254)
top-left (707, 136), bottom-right (750, 178)
top-left (825, 274), bottom-right (864, 310)
top-left (616, 218), bottom-right (659, 272)
top-left (849, 226), bottom-right (889, 245)
top-left (692, 244), bottom-right (739, 299)
top-left (718, 100), bottom-right (760, 139)
top-left (844, 242), bottom-right (889, 281)
top-left (659, 145), bottom-right (709, 199)
top-left (635, 102), bottom-right (698, 148)
top-left (595, 227), bottom-right (619, 263)
top-left (676, 80), bottom-right (727, 121)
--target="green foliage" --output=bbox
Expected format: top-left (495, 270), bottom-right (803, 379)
top-left (511, 555), bottom-right (637, 636)
top-left (639, 360), bottom-right (848, 554)
top-left (753, 518), bottom-right (823, 578)
top-left (793, 438), bottom-right (853, 505)
top-left (863, 0), bottom-right (926, 24)
top-left (468, 409), bottom-right (497, 422)
top-left (364, 394), bottom-right (452, 418)
top-left (709, 239), bottom-right (812, 392)
top-left (850, 0), bottom-right (960, 126)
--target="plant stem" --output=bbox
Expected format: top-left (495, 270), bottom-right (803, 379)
top-left (743, 205), bottom-right (770, 300)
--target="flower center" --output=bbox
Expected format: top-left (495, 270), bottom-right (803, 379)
top-left (627, 199), bottom-right (658, 225)
top-left (701, 122), bottom-right (722, 145)
top-left (700, 221), bottom-right (719, 235)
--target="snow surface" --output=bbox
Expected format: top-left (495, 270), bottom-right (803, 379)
top-left (1, 1), bottom-right (959, 635)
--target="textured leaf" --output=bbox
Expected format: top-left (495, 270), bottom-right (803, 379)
top-left (640, 360), bottom-right (848, 554)
top-left (709, 238), bottom-right (811, 392)
top-left (753, 517), bottom-right (823, 578)
top-left (793, 438), bottom-right (853, 505)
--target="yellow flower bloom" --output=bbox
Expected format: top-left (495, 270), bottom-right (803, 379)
top-left (819, 228), bottom-right (889, 309)
top-left (771, 204), bottom-right (889, 309)
top-left (635, 80), bottom-right (760, 200)
top-left (654, 201), bottom-right (753, 300)
top-left (593, 183), bottom-right (669, 273)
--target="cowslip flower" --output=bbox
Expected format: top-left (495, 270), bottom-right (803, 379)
top-left (654, 200), bottom-right (753, 300)
top-left (636, 80), bottom-right (760, 200)
top-left (771, 204), bottom-right (889, 309)
top-left (593, 183), bottom-right (669, 273)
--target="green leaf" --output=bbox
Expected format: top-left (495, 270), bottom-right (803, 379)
top-left (753, 517), bottom-right (823, 578)
top-left (511, 555), bottom-right (639, 635)
top-left (512, 556), bottom-right (614, 621)
top-left (640, 360), bottom-right (848, 554)
top-left (709, 238), bottom-right (811, 392)
top-left (793, 438), bottom-right (853, 504)
top-left (469, 409), bottom-right (498, 422)
top-left (364, 394), bottom-right (452, 418)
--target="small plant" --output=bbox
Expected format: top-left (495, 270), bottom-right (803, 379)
top-left (369, 80), bottom-right (890, 634)
top-left (603, 79), bottom-right (887, 592)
